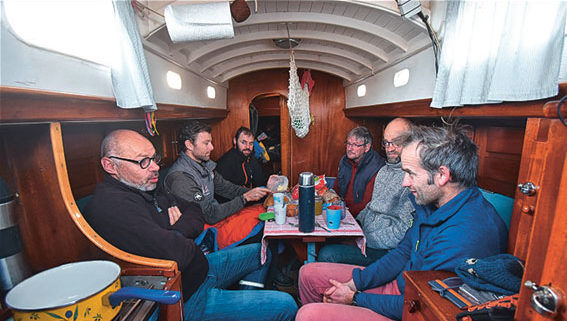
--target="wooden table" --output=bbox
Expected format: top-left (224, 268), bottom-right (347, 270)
top-left (403, 270), bottom-right (463, 321)
top-left (261, 210), bottom-right (366, 264)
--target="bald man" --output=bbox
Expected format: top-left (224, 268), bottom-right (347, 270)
top-left (85, 130), bottom-right (297, 321)
top-left (318, 118), bottom-right (415, 266)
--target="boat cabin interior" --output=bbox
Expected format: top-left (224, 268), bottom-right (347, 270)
top-left (1, 1), bottom-right (567, 320)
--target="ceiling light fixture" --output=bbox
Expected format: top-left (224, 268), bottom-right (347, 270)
top-left (273, 38), bottom-right (301, 49)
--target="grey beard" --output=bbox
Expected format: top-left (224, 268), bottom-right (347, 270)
top-left (118, 177), bottom-right (156, 192)
top-left (387, 156), bottom-right (401, 164)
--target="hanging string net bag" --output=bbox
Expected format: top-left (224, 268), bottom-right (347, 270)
top-left (287, 52), bottom-right (311, 138)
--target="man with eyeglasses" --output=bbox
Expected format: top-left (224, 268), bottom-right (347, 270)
top-left (85, 129), bottom-right (298, 321)
top-left (216, 126), bottom-right (265, 193)
top-left (334, 126), bottom-right (385, 217)
top-left (296, 125), bottom-right (507, 321)
top-left (319, 118), bottom-right (415, 266)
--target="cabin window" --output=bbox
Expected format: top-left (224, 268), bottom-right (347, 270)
top-left (4, 0), bottom-right (114, 66)
top-left (166, 71), bottom-right (182, 90)
top-left (394, 69), bottom-right (410, 88)
top-left (357, 84), bottom-right (367, 97)
top-left (207, 86), bottom-right (216, 99)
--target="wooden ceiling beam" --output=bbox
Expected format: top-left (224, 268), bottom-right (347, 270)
top-left (184, 29), bottom-right (389, 64)
top-left (199, 42), bottom-right (373, 72)
top-left (212, 53), bottom-right (360, 78)
top-left (219, 61), bottom-right (352, 82)
top-left (237, 12), bottom-right (409, 52)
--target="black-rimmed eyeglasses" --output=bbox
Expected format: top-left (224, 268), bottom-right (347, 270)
top-left (382, 140), bottom-right (400, 148)
top-left (108, 153), bottom-right (161, 169)
top-left (345, 142), bottom-right (367, 148)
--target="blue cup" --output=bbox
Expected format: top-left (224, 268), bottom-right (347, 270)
top-left (326, 208), bottom-right (341, 230)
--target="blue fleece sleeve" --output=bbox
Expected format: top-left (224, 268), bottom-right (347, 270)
top-left (350, 222), bottom-right (414, 320)
top-left (357, 293), bottom-right (404, 320)
top-left (352, 221), bottom-right (413, 290)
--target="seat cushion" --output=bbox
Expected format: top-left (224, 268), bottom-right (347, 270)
top-left (480, 189), bottom-right (514, 230)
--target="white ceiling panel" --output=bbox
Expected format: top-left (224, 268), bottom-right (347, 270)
top-left (141, 0), bottom-right (430, 84)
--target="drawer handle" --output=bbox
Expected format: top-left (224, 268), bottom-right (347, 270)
top-left (408, 300), bottom-right (420, 313)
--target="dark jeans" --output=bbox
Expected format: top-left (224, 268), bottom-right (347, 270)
top-left (317, 244), bottom-right (388, 266)
top-left (184, 243), bottom-right (297, 321)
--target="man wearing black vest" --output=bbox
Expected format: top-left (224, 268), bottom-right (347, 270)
top-left (334, 126), bottom-right (385, 217)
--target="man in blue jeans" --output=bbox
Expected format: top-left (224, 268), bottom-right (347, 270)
top-left (85, 129), bottom-right (297, 321)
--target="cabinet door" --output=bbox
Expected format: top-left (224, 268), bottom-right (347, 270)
top-left (514, 118), bottom-right (567, 321)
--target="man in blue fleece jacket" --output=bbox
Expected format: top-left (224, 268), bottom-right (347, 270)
top-left (296, 125), bottom-right (508, 321)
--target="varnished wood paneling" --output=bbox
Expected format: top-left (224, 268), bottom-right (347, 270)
top-left (507, 118), bottom-right (562, 260)
top-left (212, 69), bottom-right (289, 161)
top-left (289, 70), bottom-right (355, 184)
top-left (254, 96), bottom-right (281, 117)
top-left (1, 124), bottom-right (98, 272)
top-left (344, 96), bottom-right (562, 119)
top-left (347, 83), bottom-right (566, 120)
top-left (485, 127), bottom-right (525, 154)
top-left (515, 118), bottom-right (567, 321)
top-left (474, 126), bottom-right (524, 197)
top-left (61, 121), bottom-right (186, 199)
top-left (280, 96), bottom-right (291, 178)
top-left (0, 86), bottom-right (227, 123)
top-left (221, 69), bottom-right (357, 184)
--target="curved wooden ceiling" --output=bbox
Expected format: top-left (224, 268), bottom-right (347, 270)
top-left (141, 0), bottom-right (431, 85)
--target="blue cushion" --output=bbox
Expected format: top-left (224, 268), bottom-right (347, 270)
top-left (326, 176), bottom-right (336, 189)
top-left (480, 189), bottom-right (514, 230)
top-left (76, 194), bottom-right (93, 213)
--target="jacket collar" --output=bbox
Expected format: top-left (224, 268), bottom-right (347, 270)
top-left (103, 173), bottom-right (154, 203)
top-left (231, 147), bottom-right (250, 162)
top-left (341, 148), bottom-right (380, 169)
top-left (385, 160), bottom-right (403, 170)
top-left (177, 152), bottom-right (216, 178)
top-left (412, 187), bottom-right (478, 226)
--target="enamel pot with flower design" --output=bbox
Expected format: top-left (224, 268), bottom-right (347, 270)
top-left (5, 261), bottom-right (180, 321)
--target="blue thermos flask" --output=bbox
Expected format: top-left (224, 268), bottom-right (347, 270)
top-left (298, 172), bottom-right (315, 233)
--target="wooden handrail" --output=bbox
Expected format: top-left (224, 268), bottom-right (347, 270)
top-left (49, 122), bottom-right (178, 271)
top-left (543, 99), bottom-right (567, 119)
top-left (344, 83), bottom-right (567, 119)
top-left (0, 86), bottom-right (227, 123)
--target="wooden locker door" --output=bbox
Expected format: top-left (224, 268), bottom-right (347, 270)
top-left (514, 118), bottom-right (567, 321)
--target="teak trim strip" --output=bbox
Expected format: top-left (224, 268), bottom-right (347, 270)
top-left (1, 86), bottom-right (227, 123)
top-left (344, 83), bottom-right (567, 119)
top-left (344, 98), bottom-right (547, 118)
top-left (50, 122), bottom-right (178, 271)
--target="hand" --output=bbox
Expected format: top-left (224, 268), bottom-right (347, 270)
top-left (323, 279), bottom-right (356, 305)
top-left (168, 206), bottom-right (182, 225)
top-left (243, 187), bottom-right (271, 202)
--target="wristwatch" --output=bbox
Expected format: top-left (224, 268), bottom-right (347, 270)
top-left (352, 291), bottom-right (362, 306)
top-left (241, 194), bottom-right (248, 205)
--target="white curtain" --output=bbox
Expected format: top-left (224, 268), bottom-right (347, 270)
top-left (110, 0), bottom-right (156, 112)
top-left (431, 1), bottom-right (567, 108)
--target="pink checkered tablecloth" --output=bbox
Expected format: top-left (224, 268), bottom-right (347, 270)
top-left (261, 209), bottom-right (366, 264)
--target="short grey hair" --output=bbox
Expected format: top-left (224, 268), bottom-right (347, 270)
top-left (402, 125), bottom-right (478, 188)
top-left (100, 130), bottom-right (127, 158)
top-left (347, 126), bottom-right (373, 146)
